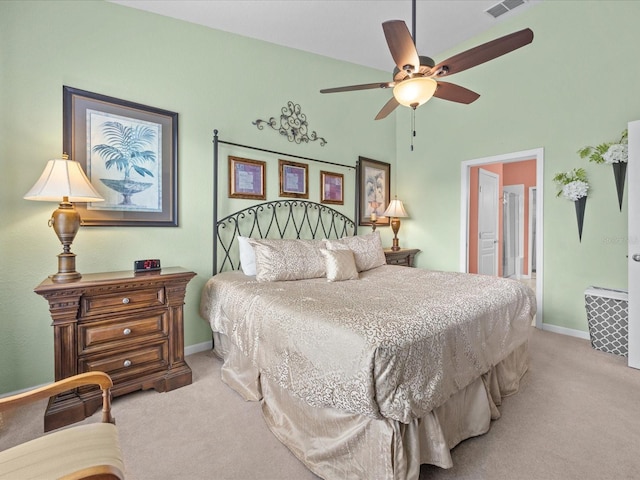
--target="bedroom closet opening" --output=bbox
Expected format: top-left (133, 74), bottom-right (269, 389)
top-left (460, 148), bottom-right (544, 328)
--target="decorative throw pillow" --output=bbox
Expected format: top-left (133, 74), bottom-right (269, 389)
top-left (320, 249), bottom-right (359, 282)
top-left (237, 236), bottom-right (257, 276)
top-left (247, 238), bottom-right (326, 282)
top-left (325, 231), bottom-right (386, 272)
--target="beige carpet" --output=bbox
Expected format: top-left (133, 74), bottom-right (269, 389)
top-left (2, 327), bottom-right (640, 479)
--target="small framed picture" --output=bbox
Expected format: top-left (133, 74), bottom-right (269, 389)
top-left (320, 171), bottom-right (344, 205)
top-left (229, 156), bottom-right (266, 200)
top-left (279, 159), bottom-right (308, 198)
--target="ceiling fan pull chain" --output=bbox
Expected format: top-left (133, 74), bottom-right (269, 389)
top-left (410, 108), bottom-right (416, 151)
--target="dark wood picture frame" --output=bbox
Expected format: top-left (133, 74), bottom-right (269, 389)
top-left (63, 86), bottom-right (178, 226)
top-left (228, 156), bottom-right (266, 200)
top-left (357, 156), bottom-right (391, 227)
top-left (320, 171), bottom-right (344, 205)
top-left (279, 159), bottom-right (309, 198)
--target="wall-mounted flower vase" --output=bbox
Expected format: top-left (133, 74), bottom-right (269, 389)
top-left (553, 168), bottom-right (589, 243)
top-left (578, 129), bottom-right (627, 212)
top-left (575, 196), bottom-right (587, 242)
top-left (612, 161), bottom-right (627, 211)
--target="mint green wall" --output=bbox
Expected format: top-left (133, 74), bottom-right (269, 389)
top-left (399, 1), bottom-right (637, 332)
top-left (2, 0), bottom-right (638, 393)
top-left (0, 0), bottom-right (396, 393)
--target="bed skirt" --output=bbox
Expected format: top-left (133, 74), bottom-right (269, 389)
top-left (212, 331), bottom-right (529, 480)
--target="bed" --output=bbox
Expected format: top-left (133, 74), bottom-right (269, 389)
top-left (200, 193), bottom-right (536, 479)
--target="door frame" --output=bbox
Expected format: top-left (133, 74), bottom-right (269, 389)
top-left (528, 186), bottom-right (537, 279)
top-left (460, 147), bottom-right (544, 328)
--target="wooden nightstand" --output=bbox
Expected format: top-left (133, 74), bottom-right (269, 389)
top-left (34, 267), bottom-right (196, 431)
top-left (384, 248), bottom-right (420, 267)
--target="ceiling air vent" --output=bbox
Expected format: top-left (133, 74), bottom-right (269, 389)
top-left (485, 0), bottom-right (526, 19)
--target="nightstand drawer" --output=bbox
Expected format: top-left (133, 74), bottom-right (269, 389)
top-left (79, 313), bottom-right (168, 354)
top-left (384, 248), bottom-right (421, 267)
top-left (386, 254), bottom-right (411, 266)
top-left (79, 341), bottom-right (168, 382)
top-left (81, 287), bottom-right (165, 317)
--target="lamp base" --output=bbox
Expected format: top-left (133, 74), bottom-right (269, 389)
top-left (390, 217), bottom-right (401, 251)
top-left (48, 201), bottom-right (83, 283)
top-left (50, 252), bottom-right (82, 283)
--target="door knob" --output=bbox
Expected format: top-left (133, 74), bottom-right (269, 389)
top-left (633, 254), bottom-right (640, 262)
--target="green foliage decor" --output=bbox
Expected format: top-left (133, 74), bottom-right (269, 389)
top-left (553, 167), bottom-right (589, 199)
top-left (578, 129), bottom-right (628, 164)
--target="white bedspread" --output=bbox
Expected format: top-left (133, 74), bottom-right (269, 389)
top-left (200, 266), bottom-right (535, 424)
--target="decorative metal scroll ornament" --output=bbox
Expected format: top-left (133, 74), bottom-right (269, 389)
top-left (252, 101), bottom-right (327, 146)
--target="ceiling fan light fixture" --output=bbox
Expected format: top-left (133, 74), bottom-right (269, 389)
top-left (392, 76), bottom-right (437, 108)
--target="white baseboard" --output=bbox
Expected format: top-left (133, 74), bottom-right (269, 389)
top-left (542, 323), bottom-right (590, 340)
top-left (185, 340), bottom-right (213, 356)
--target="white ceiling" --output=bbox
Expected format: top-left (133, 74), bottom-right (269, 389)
top-left (110, 0), bottom-right (541, 73)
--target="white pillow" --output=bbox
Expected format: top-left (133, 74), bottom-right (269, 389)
top-left (325, 231), bottom-right (386, 272)
top-left (247, 238), bottom-right (326, 282)
top-left (237, 236), bottom-right (257, 276)
top-left (320, 249), bottom-right (359, 282)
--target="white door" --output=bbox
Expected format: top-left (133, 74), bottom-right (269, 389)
top-left (628, 120), bottom-right (640, 369)
top-left (478, 169), bottom-right (499, 276)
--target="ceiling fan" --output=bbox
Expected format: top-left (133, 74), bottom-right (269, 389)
top-left (319, 1), bottom-right (534, 120)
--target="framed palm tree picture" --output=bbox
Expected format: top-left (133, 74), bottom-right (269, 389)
top-left (63, 86), bottom-right (178, 226)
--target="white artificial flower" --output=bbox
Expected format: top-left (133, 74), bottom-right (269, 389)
top-left (603, 143), bottom-right (628, 164)
top-left (562, 180), bottom-right (589, 201)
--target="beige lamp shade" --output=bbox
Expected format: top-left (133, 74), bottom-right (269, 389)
top-left (24, 158), bottom-right (104, 203)
top-left (393, 77), bottom-right (437, 108)
top-left (383, 199), bottom-right (408, 218)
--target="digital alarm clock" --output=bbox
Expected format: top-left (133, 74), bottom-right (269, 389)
top-left (134, 259), bottom-right (161, 273)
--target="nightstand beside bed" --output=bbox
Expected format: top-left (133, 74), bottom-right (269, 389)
top-left (384, 248), bottom-right (420, 267)
top-left (34, 266), bottom-right (196, 431)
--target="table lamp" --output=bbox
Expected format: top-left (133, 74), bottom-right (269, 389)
top-left (24, 155), bottom-right (104, 282)
top-left (383, 197), bottom-right (408, 251)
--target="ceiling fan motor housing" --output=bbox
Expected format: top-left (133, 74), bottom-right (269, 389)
top-left (393, 55), bottom-right (435, 79)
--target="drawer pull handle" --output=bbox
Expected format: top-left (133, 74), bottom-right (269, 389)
top-left (123, 328), bottom-right (132, 336)
top-left (123, 360), bottom-right (132, 368)
top-left (122, 297), bottom-right (130, 304)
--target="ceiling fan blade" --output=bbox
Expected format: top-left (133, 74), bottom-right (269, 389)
top-left (383, 20), bottom-right (420, 73)
top-left (434, 81), bottom-right (480, 104)
top-left (320, 82), bottom-right (393, 94)
top-left (431, 28), bottom-right (534, 78)
top-left (375, 97), bottom-right (400, 120)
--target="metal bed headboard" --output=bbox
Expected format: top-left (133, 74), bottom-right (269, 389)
top-left (215, 199), bottom-right (355, 273)
top-left (213, 129), bottom-right (357, 275)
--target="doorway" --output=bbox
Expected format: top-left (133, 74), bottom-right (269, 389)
top-left (460, 148), bottom-right (544, 328)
